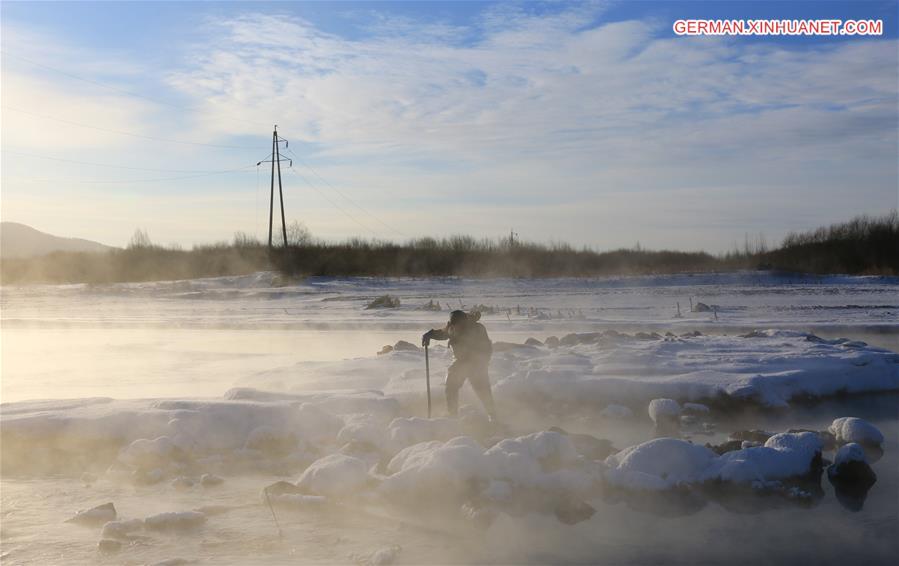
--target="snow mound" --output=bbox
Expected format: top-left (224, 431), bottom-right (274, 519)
top-left (380, 431), bottom-right (601, 506)
top-left (648, 399), bottom-right (681, 424)
top-left (387, 417), bottom-right (462, 452)
top-left (380, 437), bottom-right (486, 502)
top-left (605, 438), bottom-right (715, 491)
top-left (338, 414), bottom-right (391, 451)
top-left (704, 432), bottom-right (823, 484)
top-left (833, 443), bottom-right (867, 467)
top-left (297, 454), bottom-right (371, 497)
top-left (605, 432), bottom-right (824, 491)
top-left (828, 417), bottom-right (884, 447)
top-left (1, 394), bottom-right (362, 475)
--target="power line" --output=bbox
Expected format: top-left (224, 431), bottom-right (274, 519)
top-left (286, 166), bottom-right (383, 238)
top-left (282, 147), bottom-right (407, 238)
top-left (2, 105), bottom-right (259, 149)
top-left (1, 148), bottom-right (249, 173)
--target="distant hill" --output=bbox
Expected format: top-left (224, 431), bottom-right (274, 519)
top-left (0, 222), bottom-right (116, 259)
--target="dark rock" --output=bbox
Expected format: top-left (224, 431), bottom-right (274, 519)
top-left (263, 480), bottom-right (304, 498)
top-left (693, 302), bottom-right (712, 312)
top-left (680, 331), bottom-right (703, 338)
top-left (828, 460), bottom-right (877, 489)
top-left (559, 332), bottom-right (601, 346)
top-left (393, 340), bottom-right (419, 352)
top-left (365, 295), bottom-right (400, 309)
top-left (559, 333), bottom-right (579, 346)
top-left (549, 427), bottom-right (617, 460)
top-left (420, 299), bottom-right (442, 311)
top-left (200, 473), bottom-right (224, 488)
top-left (544, 336), bottom-right (560, 348)
top-left (705, 439), bottom-right (744, 455)
top-left (554, 500), bottom-right (596, 525)
top-left (634, 332), bottom-right (662, 340)
top-left (729, 429), bottom-right (773, 443)
top-left (377, 345), bottom-right (394, 355)
top-left (524, 337), bottom-right (543, 347)
top-left (828, 459), bottom-right (877, 512)
top-left (740, 330), bottom-right (768, 338)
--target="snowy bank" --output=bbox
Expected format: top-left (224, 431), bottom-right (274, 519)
top-left (605, 432), bottom-right (825, 491)
top-left (233, 330), bottom-right (899, 411)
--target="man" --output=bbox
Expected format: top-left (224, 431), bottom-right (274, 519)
top-left (422, 310), bottom-right (496, 420)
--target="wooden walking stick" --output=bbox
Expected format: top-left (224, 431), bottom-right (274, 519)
top-left (425, 344), bottom-right (432, 418)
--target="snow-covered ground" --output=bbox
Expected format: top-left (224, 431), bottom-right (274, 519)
top-left (1, 272), bottom-right (897, 564)
top-left (3, 271), bottom-right (898, 330)
top-left (2, 270), bottom-right (897, 402)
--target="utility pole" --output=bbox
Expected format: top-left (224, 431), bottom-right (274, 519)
top-left (256, 126), bottom-right (292, 248)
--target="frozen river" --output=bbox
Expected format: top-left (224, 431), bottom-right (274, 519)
top-left (1, 271), bottom-right (897, 565)
top-left (2, 271), bottom-right (897, 402)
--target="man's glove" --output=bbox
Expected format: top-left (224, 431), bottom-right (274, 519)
top-left (422, 330), bottom-right (434, 347)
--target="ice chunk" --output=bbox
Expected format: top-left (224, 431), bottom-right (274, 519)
top-left (648, 399), bottom-right (681, 424)
top-left (144, 511), bottom-right (206, 532)
top-left (828, 417), bottom-right (884, 447)
top-left (101, 518), bottom-right (144, 539)
top-left (67, 502), bottom-right (117, 525)
top-left (296, 454), bottom-right (371, 497)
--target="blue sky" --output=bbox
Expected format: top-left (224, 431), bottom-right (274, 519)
top-left (1, 1), bottom-right (897, 250)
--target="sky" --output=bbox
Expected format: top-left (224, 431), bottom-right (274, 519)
top-left (1, 1), bottom-right (897, 252)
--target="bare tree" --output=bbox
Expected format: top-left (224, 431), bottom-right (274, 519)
top-left (286, 220), bottom-right (312, 247)
top-left (128, 228), bottom-right (153, 249)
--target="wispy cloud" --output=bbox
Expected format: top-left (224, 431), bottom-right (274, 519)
top-left (2, 3), bottom-right (896, 249)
